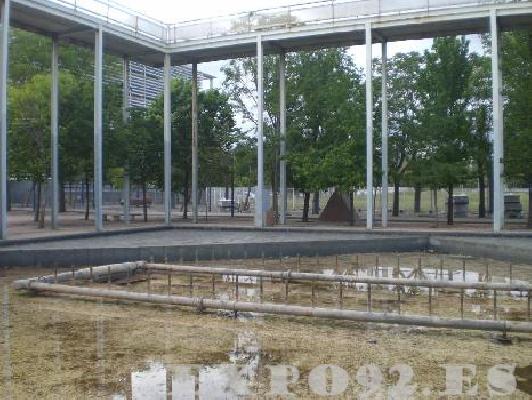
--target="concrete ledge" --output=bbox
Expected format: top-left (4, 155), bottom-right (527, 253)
top-left (0, 236), bottom-right (429, 267)
top-left (430, 236), bottom-right (532, 264)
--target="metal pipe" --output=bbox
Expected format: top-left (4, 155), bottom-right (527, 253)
top-left (191, 62), bottom-right (199, 224)
top-left (17, 282), bottom-right (532, 333)
top-left (255, 35), bottom-right (264, 228)
top-left (122, 57), bottom-right (131, 225)
top-left (381, 41), bottom-right (388, 228)
top-left (163, 53), bottom-right (172, 226)
top-left (365, 22), bottom-right (373, 229)
top-left (94, 27), bottom-right (103, 232)
top-left (12, 262), bottom-right (143, 288)
top-left (490, 9), bottom-right (504, 232)
top-left (51, 36), bottom-right (59, 229)
top-left (145, 264), bottom-right (532, 292)
top-left (279, 50), bottom-right (287, 225)
top-left (0, 0), bottom-right (10, 240)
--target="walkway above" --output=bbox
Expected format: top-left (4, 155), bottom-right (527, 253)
top-left (11, 0), bottom-right (532, 65)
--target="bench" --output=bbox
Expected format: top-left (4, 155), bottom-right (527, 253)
top-left (102, 212), bottom-right (142, 222)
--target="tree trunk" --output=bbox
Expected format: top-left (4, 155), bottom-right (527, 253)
top-left (302, 192), bottom-right (310, 222)
top-left (38, 182), bottom-right (45, 229)
top-left (183, 170), bottom-right (190, 219)
top-left (84, 177), bottom-right (90, 221)
top-left (244, 186), bottom-right (251, 211)
top-left (311, 191), bottom-right (320, 215)
top-left (270, 160), bottom-right (278, 224)
top-left (231, 170), bottom-right (235, 218)
top-left (447, 185), bottom-right (454, 226)
top-left (59, 182), bottom-right (66, 213)
top-left (434, 188), bottom-right (439, 225)
top-left (35, 181), bottom-right (41, 222)
top-left (6, 180), bottom-right (10, 211)
top-left (414, 185), bottom-right (421, 213)
top-left (142, 182), bottom-right (148, 222)
top-left (478, 174), bottom-right (486, 219)
top-left (528, 183), bottom-right (532, 229)
top-left (392, 180), bottom-right (400, 217)
top-left (488, 161), bottom-right (494, 215)
top-left (350, 191), bottom-right (354, 226)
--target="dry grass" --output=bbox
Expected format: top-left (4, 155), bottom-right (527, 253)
top-left (1, 252), bottom-right (531, 398)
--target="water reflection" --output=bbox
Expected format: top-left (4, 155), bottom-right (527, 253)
top-left (125, 330), bottom-right (261, 399)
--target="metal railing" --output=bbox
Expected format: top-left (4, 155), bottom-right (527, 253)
top-left (42, 0), bottom-right (168, 41)
top-left (167, 0), bottom-right (525, 43)
top-left (22, 0), bottom-right (530, 45)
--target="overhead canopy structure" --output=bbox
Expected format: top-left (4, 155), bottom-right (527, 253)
top-left (1, 0), bottom-right (532, 239)
top-left (9, 0), bottom-right (532, 64)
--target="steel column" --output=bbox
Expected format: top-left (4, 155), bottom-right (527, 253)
top-left (191, 62), bottom-right (198, 224)
top-left (122, 57), bottom-right (130, 224)
top-left (51, 37), bottom-right (59, 229)
top-left (0, 0), bottom-right (10, 240)
top-left (93, 27), bottom-right (103, 232)
top-left (365, 23), bottom-right (373, 229)
top-left (381, 42), bottom-right (388, 228)
top-left (163, 53), bottom-right (172, 226)
top-left (490, 10), bottom-right (504, 232)
top-left (255, 35), bottom-right (264, 228)
top-left (279, 50), bottom-right (287, 225)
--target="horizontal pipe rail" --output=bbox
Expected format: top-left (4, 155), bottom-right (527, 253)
top-left (145, 264), bottom-right (531, 292)
top-left (15, 281), bottom-right (532, 333)
top-left (12, 261), bottom-right (144, 288)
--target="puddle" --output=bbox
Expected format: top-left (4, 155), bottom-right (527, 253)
top-left (122, 330), bottom-right (262, 399)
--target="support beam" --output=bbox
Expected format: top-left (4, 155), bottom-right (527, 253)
top-left (51, 36), bottom-right (59, 229)
top-left (381, 41), bottom-right (388, 228)
top-left (0, 0), bottom-right (10, 240)
top-left (279, 51), bottom-right (287, 225)
top-left (255, 35), bottom-right (264, 228)
top-left (93, 27), bottom-right (103, 232)
top-left (163, 53), bottom-right (172, 226)
top-left (490, 10), bottom-right (504, 232)
top-left (122, 57), bottom-right (130, 225)
top-left (365, 23), bottom-right (373, 229)
top-left (191, 62), bottom-right (198, 224)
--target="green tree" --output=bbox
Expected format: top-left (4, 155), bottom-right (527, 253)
top-left (415, 37), bottom-right (473, 225)
top-left (503, 30), bottom-right (532, 227)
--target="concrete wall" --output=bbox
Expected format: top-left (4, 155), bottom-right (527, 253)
top-left (0, 236), bottom-right (429, 268)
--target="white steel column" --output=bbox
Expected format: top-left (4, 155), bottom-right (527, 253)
top-left (51, 36), bottom-right (59, 229)
top-left (163, 53), bottom-right (172, 226)
top-left (93, 27), bottom-right (103, 232)
top-left (255, 35), bottom-right (264, 228)
top-left (279, 50), bottom-right (287, 225)
top-left (381, 41), bottom-right (388, 228)
top-left (0, 0), bottom-right (10, 240)
top-left (191, 62), bottom-right (198, 224)
top-left (365, 23), bottom-right (374, 229)
top-left (490, 10), bottom-right (504, 232)
top-left (122, 57), bottom-right (130, 224)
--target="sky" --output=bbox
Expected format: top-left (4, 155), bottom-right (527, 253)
top-left (117, 0), bottom-right (483, 88)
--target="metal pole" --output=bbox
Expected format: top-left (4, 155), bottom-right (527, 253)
top-left (19, 282), bottom-right (532, 333)
top-left (365, 22), bottom-right (373, 229)
top-left (51, 36), bottom-right (59, 229)
top-left (93, 27), bottom-right (103, 232)
top-left (191, 62), bottom-right (199, 224)
top-left (0, 0), bottom-right (10, 240)
top-left (381, 41), bottom-right (388, 228)
top-left (279, 50), bottom-right (287, 225)
top-left (122, 57), bottom-right (131, 225)
top-left (490, 10), bottom-right (504, 232)
top-left (163, 53), bottom-right (172, 226)
top-left (146, 263), bottom-right (532, 292)
top-left (255, 35), bottom-right (264, 228)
